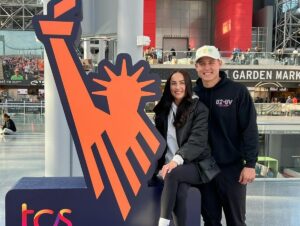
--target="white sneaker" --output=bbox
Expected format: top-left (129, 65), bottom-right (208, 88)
top-left (158, 218), bottom-right (170, 226)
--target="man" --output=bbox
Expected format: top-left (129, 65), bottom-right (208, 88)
top-left (169, 48), bottom-right (176, 61)
top-left (11, 68), bottom-right (24, 81)
top-left (1, 113), bottom-right (17, 135)
top-left (193, 45), bottom-right (258, 226)
top-left (292, 48), bottom-right (298, 65)
top-left (286, 96), bottom-right (292, 103)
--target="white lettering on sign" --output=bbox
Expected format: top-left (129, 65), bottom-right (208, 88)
top-left (216, 99), bottom-right (233, 107)
top-left (276, 71), bottom-right (300, 80)
top-left (232, 70), bottom-right (272, 80)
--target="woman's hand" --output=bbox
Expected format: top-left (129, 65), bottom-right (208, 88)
top-left (160, 161), bottom-right (178, 179)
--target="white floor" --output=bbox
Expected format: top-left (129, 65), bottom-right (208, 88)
top-left (0, 115), bottom-right (45, 225)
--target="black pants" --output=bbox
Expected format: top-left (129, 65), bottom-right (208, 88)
top-left (200, 163), bottom-right (246, 226)
top-left (160, 163), bottom-right (202, 226)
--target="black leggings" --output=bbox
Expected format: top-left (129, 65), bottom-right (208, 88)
top-left (160, 163), bottom-right (202, 226)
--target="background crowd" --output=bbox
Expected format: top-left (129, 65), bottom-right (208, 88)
top-left (0, 56), bottom-right (44, 81)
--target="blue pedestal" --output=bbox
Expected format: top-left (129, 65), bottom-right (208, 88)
top-left (6, 177), bottom-right (201, 226)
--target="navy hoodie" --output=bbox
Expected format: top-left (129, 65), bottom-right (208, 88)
top-left (193, 71), bottom-right (258, 168)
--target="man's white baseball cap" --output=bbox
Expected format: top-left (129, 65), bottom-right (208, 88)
top-left (195, 45), bottom-right (221, 62)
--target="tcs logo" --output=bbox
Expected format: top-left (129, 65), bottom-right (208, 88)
top-left (22, 203), bottom-right (72, 226)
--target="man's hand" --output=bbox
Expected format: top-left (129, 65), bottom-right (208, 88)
top-left (160, 161), bottom-right (178, 179)
top-left (239, 167), bottom-right (256, 185)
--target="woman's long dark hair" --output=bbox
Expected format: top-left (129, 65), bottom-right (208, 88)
top-left (153, 70), bottom-right (193, 129)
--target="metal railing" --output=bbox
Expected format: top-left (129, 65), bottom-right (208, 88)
top-left (145, 50), bottom-right (300, 66)
top-left (145, 102), bottom-right (300, 117)
top-left (0, 101), bottom-right (45, 115)
top-left (254, 103), bottom-right (300, 116)
top-left (1, 101), bottom-right (299, 117)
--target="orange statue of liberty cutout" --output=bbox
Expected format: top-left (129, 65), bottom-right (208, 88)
top-left (33, 0), bottom-right (165, 221)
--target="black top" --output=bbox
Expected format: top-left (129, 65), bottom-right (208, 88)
top-left (3, 118), bottom-right (17, 132)
top-left (193, 71), bottom-right (258, 168)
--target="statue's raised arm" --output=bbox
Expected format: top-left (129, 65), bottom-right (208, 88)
top-left (33, 0), bottom-right (165, 220)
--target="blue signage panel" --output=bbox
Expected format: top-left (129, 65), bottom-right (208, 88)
top-left (6, 178), bottom-right (200, 226)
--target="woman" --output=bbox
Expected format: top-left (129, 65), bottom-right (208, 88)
top-left (1, 113), bottom-right (17, 135)
top-left (153, 70), bottom-right (219, 226)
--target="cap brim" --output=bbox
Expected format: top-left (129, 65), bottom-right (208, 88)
top-left (195, 55), bottom-right (220, 62)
